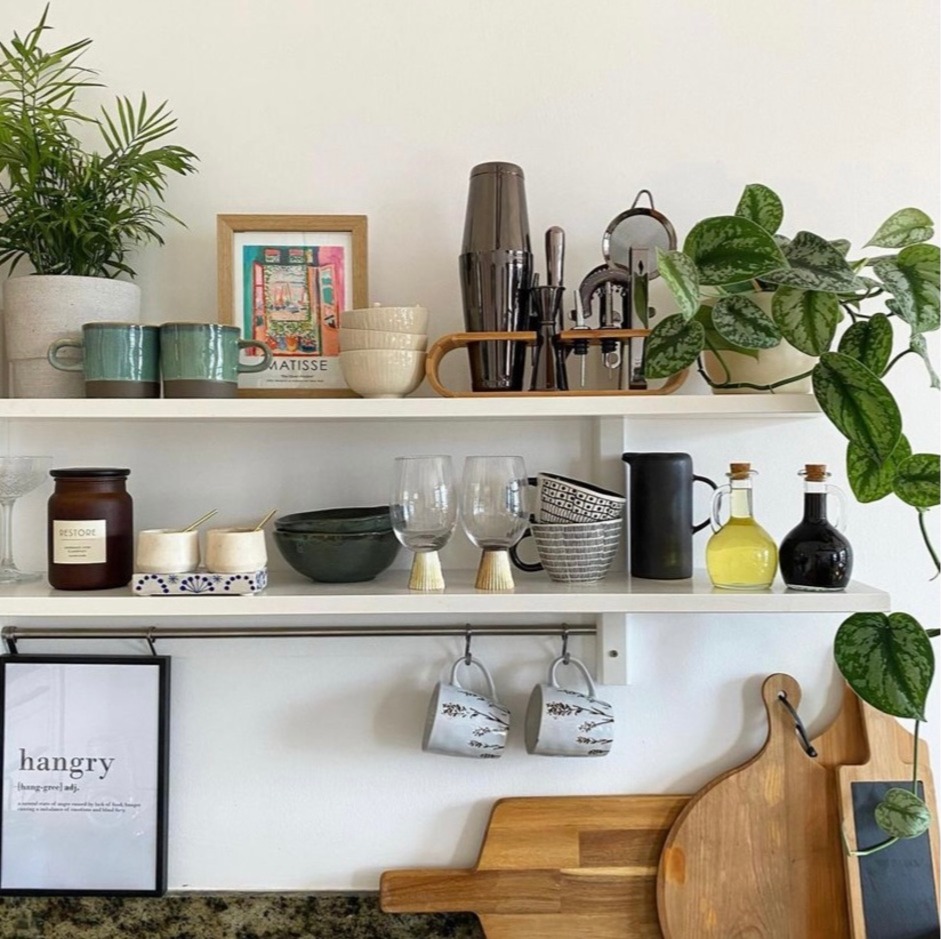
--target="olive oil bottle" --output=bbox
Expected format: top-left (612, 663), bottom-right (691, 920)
top-left (706, 462), bottom-right (777, 589)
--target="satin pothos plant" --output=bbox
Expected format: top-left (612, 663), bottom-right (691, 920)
top-left (646, 183), bottom-right (939, 853)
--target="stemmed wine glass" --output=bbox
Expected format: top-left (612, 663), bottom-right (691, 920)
top-left (0, 456), bottom-right (53, 584)
top-left (391, 456), bottom-right (458, 591)
top-left (460, 455), bottom-right (528, 591)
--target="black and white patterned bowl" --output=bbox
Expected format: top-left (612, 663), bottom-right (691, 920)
top-left (530, 518), bottom-right (622, 583)
top-left (534, 473), bottom-right (625, 524)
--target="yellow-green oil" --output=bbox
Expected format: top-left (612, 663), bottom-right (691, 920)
top-left (707, 514), bottom-right (778, 590)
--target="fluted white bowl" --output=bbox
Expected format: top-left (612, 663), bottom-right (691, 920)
top-left (339, 327), bottom-right (427, 351)
top-left (339, 349), bottom-right (426, 399)
top-left (340, 305), bottom-right (429, 333)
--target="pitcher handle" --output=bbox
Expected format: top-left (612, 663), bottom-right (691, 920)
top-left (710, 483), bottom-right (731, 534)
top-left (692, 474), bottom-right (718, 533)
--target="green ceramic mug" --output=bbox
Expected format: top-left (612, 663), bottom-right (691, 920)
top-left (160, 323), bottom-right (272, 398)
top-left (47, 322), bottom-right (161, 398)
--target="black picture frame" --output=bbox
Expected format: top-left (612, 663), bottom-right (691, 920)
top-left (0, 654), bottom-right (170, 896)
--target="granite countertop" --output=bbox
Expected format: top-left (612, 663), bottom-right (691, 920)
top-left (0, 894), bottom-right (483, 939)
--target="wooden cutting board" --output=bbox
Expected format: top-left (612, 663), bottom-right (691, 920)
top-left (838, 700), bottom-right (940, 938)
top-left (658, 673), bottom-right (851, 938)
top-left (381, 682), bottom-right (866, 939)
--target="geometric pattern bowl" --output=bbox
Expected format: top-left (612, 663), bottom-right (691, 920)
top-left (530, 519), bottom-right (622, 583)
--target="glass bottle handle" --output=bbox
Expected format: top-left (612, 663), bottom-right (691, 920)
top-left (826, 483), bottom-right (849, 531)
top-left (710, 484), bottom-right (730, 533)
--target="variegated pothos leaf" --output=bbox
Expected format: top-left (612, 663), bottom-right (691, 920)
top-left (711, 295), bottom-right (781, 349)
top-left (762, 231), bottom-right (869, 293)
top-left (656, 249), bottom-right (700, 321)
top-left (872, 244), bottom-right (941, 334)
top-left (694, 305), bottom-right (759, 359)
top-left (812, 352), bottom-right (901, 463)
top-left (643, 315), bottom-right (705, 379)
top-left (772, 286), bottom-right (840, 355)
top-left (875, 787), bottom-right (932, 839)
top-left (837, 313), bottom-right (893, 376)
top-left (683, 215), bottom-right (787, 286)
top-left (893, 453), bottom-right (941, 508)
top-left (734, 184), bottom-right (783, 234)
top-left (834, 612), bottom-right (935, 720)
top-left (847, 435), bottom-right (912, 503)
top-left (865, 208), bottom-right (935, 249)
top-left (909, 332), bottom-right (941, 389)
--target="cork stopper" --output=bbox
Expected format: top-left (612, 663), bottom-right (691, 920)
top-left (803, 464), bottom-right (829, 482)
top-left (729, 462), bottom-right (752, 480)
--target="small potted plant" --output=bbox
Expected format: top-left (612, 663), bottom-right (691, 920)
top-left (0, 5), bottom-right (198, 397)
top-left (646, 182), bottom-right (939, 854)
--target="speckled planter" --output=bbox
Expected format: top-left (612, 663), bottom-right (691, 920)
top-left (2, 275), bottom-right (141, 398)
top-left (0, 893), bottom-right (483, 939)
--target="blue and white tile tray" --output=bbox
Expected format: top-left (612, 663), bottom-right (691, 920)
top-left (131, 569), bottom-right (267, 596)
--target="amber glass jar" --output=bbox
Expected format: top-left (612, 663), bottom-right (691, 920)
top-left (47, 468), bottom-right (132, 590)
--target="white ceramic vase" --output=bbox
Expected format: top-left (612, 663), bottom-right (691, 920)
top-left (701, 291), bottom-right (815, 394)
top-left (2, 275), bottom-right (142, 398)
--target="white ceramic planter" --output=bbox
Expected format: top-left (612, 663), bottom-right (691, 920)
top-left (2, 275), bottom-right (141, 398)
top-left (701, 291), bottom-right (815, 394)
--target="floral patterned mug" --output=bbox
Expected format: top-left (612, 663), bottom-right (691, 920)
top-left (524, 655), bottom-right (614, 757)
top-left (422, 656), bottom-right (510, 758)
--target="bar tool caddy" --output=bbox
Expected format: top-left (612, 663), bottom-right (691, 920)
top-left (433, 171), bottom-right (687, 396)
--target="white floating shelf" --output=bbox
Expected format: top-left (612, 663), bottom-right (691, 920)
top-left (0, 570), bottom-right (889, 620)
top-left (0, 394), bottom-right (820, 422)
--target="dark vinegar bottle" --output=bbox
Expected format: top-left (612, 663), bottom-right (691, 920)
top-left (779, 464), bottom-right (853, 591)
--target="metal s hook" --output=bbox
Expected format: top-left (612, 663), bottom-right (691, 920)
top-left (561, 627), bottom-right (571, 664)
top-left (777, 691), bottom-right (818, 758)
top-left (463, 627), bottom-right (473, 666)
top-left (146, 627), bottom-right (158, 658)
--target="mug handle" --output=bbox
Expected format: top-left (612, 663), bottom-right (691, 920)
top-left (509, 529), bottom-right (542, 572)
top-left (449, 655), bottom-right (500, 703)
top-left (691, 474), bottom-right (718, 533)
top-left (237, 339), bottom-right (274, 374)
top-left (549, 654), bottom-right (598, 700)
top-left (47, 338), bottom-right (85, 372)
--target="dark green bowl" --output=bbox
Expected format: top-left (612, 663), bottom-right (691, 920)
top-left (273, 527), bottom-right (401, 583)
top-left (275, 506), bottom-right (392, 534)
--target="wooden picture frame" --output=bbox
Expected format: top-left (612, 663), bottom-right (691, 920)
top-left (0, 655), bottom-right (171, 896)
top-left (217, 214), bottom-right (368, 397)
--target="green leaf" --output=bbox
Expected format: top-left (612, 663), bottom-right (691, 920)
top-left (834, 612), bottom-right (935, 720)
top-left (875, 787), bottom-right (932, 839)
top-left (909, 332), bottom-right (941, 389)
top-left (812, 352), bottom-right (901, 463)
top-left (683, 215), bottom-right (787, 286)
top-left (694, 305), bottom-right (759, 359)
top-left (848, 435), bottom-right (912, 503)
top-left (762, 231), bottom-right (869, 292)
top-left (872, 244), bottom-right (940, 334)
top-left (837, 313), bottom-right (893, 376)
top-left (894, 453), bottom-right (941, 508)
top-left (643, 315), bottom-right (705, 379)
top-left (772, 287), bottom-right (840, 355)
top-left (734, 183), bottom-right (783, 234)
top-left (866, 208), bottom-right (935, 249)
top-left (656, 249), bottom-right (700, 321)
top-left (711, 295), bottom-right (781, 350)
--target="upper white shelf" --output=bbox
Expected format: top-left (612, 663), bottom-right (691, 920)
top-left (0, 570), bottom-right (888, 619)
top-left (0, 394), bottom-right (820, 422)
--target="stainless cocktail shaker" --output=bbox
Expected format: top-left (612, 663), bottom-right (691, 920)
top-left (459, 162), bottom-right (533, 392)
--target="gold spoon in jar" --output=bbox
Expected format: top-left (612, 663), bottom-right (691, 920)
top-left (180, 509), bottom-right (218, 532)
top-left (252, 508), bottom-right (278, 532)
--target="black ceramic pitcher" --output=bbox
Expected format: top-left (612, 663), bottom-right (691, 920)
top-left (621, 452), bottom-right (716, 579)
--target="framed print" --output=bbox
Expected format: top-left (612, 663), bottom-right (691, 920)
top-left (0, 655), bottom-right (170, 896)
top-left (217, 214), bottom-right (368, 397)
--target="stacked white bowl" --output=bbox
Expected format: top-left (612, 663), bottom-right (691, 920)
top-left (338, 305), bottom-right (429, 398)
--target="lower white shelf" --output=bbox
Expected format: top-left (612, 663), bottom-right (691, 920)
top-left (0, 569), bottom-right (891, 619)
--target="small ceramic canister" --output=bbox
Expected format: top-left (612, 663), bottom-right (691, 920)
top-left (136, 529), bottom-right (200, 574)
top-left (422, 656), bottom-right (510, 758)
top-left (205, 528), bottom-right (267, 573)
top-left (525, 655), bottom-right (614, 757)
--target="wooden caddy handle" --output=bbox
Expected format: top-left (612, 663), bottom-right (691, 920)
top-left (424, 330), bottom-right (687, 397)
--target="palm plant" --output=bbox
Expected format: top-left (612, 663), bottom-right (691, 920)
top-left (0, 5), bottom-right (197, 278)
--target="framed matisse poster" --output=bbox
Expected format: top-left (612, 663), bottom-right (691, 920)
top-left (0, 655), bottom-right (170, 895)
top-left (217, 214), bottom-right (368, 397)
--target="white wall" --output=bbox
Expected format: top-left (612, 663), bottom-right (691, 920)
top-left (3, 0), bottom-right (939, 889)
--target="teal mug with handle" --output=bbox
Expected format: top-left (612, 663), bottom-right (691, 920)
top-left (47, 322), bottom-right (161, 398)
top-left (160, 323), bottom-right (272, 398)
